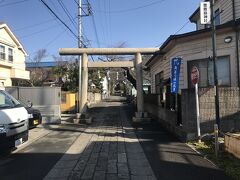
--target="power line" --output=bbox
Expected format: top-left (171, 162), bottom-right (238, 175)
top-left (57, 0), bottom-right (77, 30)
top-left (173, 21), bottom-right (190, 35)
top-left (45, 28), bottom-right (67, 48)
top-left (19, 24), bottom-right (61, 38)
top-left (96, 0), bottom-right (166, 14)
top-left (108, 0), bottom-right (112, 46)
top-left (74, 0), bottom-right (79, 6)
top-left (91, 14), bottom-right (100, 47)
top-left (0, 0), bottom-right (28, 8)
top-left (103, 0), bottom-right (110, 46)
top-left (155, 20), bottom-right (190, 47)
top-left (39, 0), bottom-right (78, 39)
top-left (18, 17), bottom-right (78, 39)
top-left (13, 18), bottom-right (56, 32)
top-left (93, 1), bottom-right (107, 47)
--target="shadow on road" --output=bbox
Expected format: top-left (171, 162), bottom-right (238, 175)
top-left (0, 101), bottom-right (232, 180)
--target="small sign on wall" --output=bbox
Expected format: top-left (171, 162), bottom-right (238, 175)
top-left (200, 2), bottom-right (211, 25)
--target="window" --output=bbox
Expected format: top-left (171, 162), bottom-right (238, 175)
top-left (0, 90), bottom-right (21, 109)
top-left (188, 56), bottom-right (230, 88)
top-left (155, 71), bottom-right (164, 94)
top-left (208, 56), bottom-right (230, 86)
top-left (188, 60), bottom-right (208, 87)
top-left (0, 45), bottom-right (5, 60)
top-left (8, 48), bottom-right (13, 62)
top-left (214, 9), bottom-right (220, 26)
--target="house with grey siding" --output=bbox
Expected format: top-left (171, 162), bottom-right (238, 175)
top-left (145, 0), bottom-right (240, 140)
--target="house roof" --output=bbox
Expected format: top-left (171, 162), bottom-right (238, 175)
top-left (145, 19), bottom-right (238, 67)
top-left (0, 23), bottom-right (28, 55)
top-left (26, 61), bottom-right (68, 68)
top-left (26, 61), bottom-right (58, 68)
top-left (189, 7), bottom-right (200, 23)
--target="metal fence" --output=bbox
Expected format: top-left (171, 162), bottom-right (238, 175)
top-left (6, 86), bottom-right (61, 124)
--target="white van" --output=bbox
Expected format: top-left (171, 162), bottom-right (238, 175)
top-left (0, 87), bottom-right (29, 152)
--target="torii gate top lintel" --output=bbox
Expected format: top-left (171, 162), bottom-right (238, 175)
top-left (59, 48), bottom-right (159, 56)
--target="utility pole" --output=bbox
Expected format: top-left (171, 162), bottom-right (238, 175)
top-left (77, 0), bottom-right (82, 114)
top-left (210, 0), bottom-right (220, 128)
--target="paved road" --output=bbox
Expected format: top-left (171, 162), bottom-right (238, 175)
top-left (0, 98), bottom-right (231, 180)
top-left (45, 101), bottom-right (156, 180)
top-left (0, 124), bottom-right (86, 180)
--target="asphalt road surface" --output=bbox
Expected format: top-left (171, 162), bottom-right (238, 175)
top-left (0, 124), bottom-right (86, 180)
top-left (0, 97), bottom-right (232, 180)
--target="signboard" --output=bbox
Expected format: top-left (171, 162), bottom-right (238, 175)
top-left (200, 2), bottom-right (211, 25)
top-left (191, 66), bottom-right (199, 85)
top-left (171, 57), bottom-right (182, 93)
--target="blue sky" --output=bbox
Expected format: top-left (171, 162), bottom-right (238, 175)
top-left (0, 0), bottom-right (201, 61)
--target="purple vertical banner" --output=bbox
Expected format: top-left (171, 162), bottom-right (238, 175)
top-left (171, 57), bottom-right (182, 94)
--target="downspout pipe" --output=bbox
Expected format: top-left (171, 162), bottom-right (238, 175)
top-left (233, 0), bottom-right (240, 87)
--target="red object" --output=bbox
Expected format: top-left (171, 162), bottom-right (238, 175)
top-left (191, 66), bottom-right (199, 85)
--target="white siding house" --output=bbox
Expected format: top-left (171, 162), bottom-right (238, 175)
top-left (0, 23), bottom-right (29, 86)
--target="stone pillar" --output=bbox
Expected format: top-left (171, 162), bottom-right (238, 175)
top-left (135, 52), bottom-right (144, 113)
top-left (80, 53), bottom-right (88, 113)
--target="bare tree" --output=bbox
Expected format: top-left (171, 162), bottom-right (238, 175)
top-left (28, 49), bottom-right (49, 86)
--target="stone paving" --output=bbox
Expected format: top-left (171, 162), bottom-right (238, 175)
top-left (44, 102), bottom-right (156, 180)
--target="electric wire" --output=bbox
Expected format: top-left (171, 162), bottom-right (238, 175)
top-left (155, 20), bottom-right (191, 47)
top-left (96, 0), bottom-right (166, 14)
top-left (0, 0), bottom-right (28, 8)
top-left (57, 0), bottom-right (77, 30)
top-left (19, 23), bottom-right (61, 38)
top-left (44, 28), bottom-right (67, 48)
top-left (13, 18), bottom-right (56, 32)
top-left (108, 0), bottom-right (112, 46)
top-left (39, 0), bottom-right (78, 40)
top-left (103, 0), bottom-right (110, 47)
top-left (173, 21), bottom-right (190, 35)
top-left (91, 14), bottom-right (100, 47)
top-left (74, 0), bottom-right (79, 6)
top-left (93, 1), bottom-right (107, 47)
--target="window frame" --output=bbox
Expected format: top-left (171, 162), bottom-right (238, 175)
top-left (0, 45), bottom-right (6, 60)
top-left (8, 48), bottom-right (13, 62)
top-left (155, 71), bottom-right (164, 94)
top-left (187, 55), bottom-right (231, 88)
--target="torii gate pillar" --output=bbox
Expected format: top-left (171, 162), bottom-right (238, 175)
top-left (80, 53), bottom-right (88, 113)
top-left (132, 53), bottom-right (150, 122)
top-left (135, 52), bottom-right (144, 113)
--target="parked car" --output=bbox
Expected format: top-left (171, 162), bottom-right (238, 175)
top-left (19, 100), bottom-right (42, 129)
top-left (0, 87), bottom-right (29, 153)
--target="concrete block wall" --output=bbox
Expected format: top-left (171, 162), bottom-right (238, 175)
top-left (145, 87), bottom-right (240, 141)
top-left (182, 87), bottom-right (240, 135)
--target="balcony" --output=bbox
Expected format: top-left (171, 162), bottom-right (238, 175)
top-left (0, 59), bottom-right (14, 67)
top-left (11, 68), bottom-right (30, 80)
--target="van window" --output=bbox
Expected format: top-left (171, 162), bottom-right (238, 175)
top-left (0, 90), bottom-right (21, 109)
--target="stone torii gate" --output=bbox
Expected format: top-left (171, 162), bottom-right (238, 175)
top-left (59, 48), bottom-right (159, 122)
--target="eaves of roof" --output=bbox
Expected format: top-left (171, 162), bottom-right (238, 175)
top-left (146, 19), bottom-right (239, 67)
top-left (0, 23), bottom-right (28, 55)
top-left (145, 50), bottom-right (162, 67)
top-left (189, 7), bottom-right (200, 22)
top-left (161, 19), bottom-right (237, 51)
